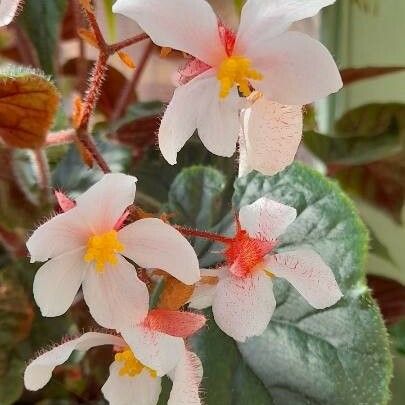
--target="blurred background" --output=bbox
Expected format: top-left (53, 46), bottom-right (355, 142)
top-left (0, 0), bottom-right (404, 403)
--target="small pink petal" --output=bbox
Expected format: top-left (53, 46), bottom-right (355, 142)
top-left (54, 190), bottom-right (76, 212)
top-left (113, 210), bottom-right (129, 231)
top-left (145, 309), bottom-right (206, 338)
top-left (178, 58), bottom-right (211, 85)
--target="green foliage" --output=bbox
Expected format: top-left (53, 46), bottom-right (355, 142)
top-left (304, 103), bottom-right (405, 165)
top-left (0, 353), bottom-right (25, 405)
top-left (167, 163), bottom-right (392, 405)
top-left (19, 0), bottom-right (67, 76)
top-left (191, 310), bottom-right (273, 405)
top-left (53, 140), bottom-right (131, 197)
top-left (233, 164), bottom-right (392, 405)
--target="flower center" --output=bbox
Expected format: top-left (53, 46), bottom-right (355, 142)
top-left (115, 348), bottom-right (157, 378)
top-left (217, 55), bottom-right (263, 99)
top-left (84, 230), bottom-right (124, 272)
top-left (225, 229), bottom-right (274, 278)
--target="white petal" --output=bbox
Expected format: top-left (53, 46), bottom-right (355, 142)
top-left (239, 197), bottom-right (297, 241)
top-left (121, 326), bottom-right (185, 376)
top-left (24, 332), bottom-right (123, 391)
top-left (158, 73), bottom-right (213, 165)
top-left (119, 218), bottom-right (199, 285)
top-left (33, 249), bottom-right (87, 317)
top-left (168, 351), bottom-right (203, 405)
top-left (212, 271), bottom-right (276, 342)
top-left (196, 80), bottom-right (241, 158)
top-left (189, 282), bottom-right (217, 310)
top-left (188, 268), bottom-right (225, 310)
top-left (75, 173), bottom-right (137, 234)
top-left (236, 0), bottom-right (335, 51)
top-left (113, 0), bottom-right (225, 66)
top-left (266, 249), bottom-right (343, 309)
top-left (102, 361), bottom-right (162, 405)
top-left (241, 98), bottom-right (303, 176)
top-left (250, 31), bottom-right (342, 105)
top-left (0, 0), bottom-right (21, 26)
top-left (82, 256), bottom-right (149, 330)
top-left (27, 210), bottom-right (90, 263)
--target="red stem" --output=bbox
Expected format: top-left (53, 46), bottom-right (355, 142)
top-left (175, 225), bottom-right (233, 244)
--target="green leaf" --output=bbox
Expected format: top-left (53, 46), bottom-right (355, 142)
top-left (53, 139), bottom-right (131, 197)
top-left (356, 200), bottom-right (405, 285)
top-left (304, 130), bottom-right (402, 165)
top-left (136, 135), bottom-right (236, 207)
top-left (304, 103), bottom-right (405, 165)
top-left (165, 166), bottom-right (232, 262)
top-left (19, 0), bottom-right (67, 76)
top-left (190, 310), bottom-right (274, 405)
top-left (232, 163), bottom-right (392, 405)
top-left (0, 353), bottom-right (24, 405)
top-left (167, 166), bottom-right (226, 229)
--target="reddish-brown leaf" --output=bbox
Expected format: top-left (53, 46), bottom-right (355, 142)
top-left (0, 69), bottom-right (60, 149)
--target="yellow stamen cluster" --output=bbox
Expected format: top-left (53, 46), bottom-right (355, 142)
top-left (115, 349), bottom-right (157, 378)
top-left (217, 55), bottom-right (263, 99)
top-left (84, 230), bottom-right (124, 272)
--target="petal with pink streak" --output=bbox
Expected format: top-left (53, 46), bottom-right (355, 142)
top-left (266, 249), bottom-right (343, 309)
top-left (212, 270), bottom-right (276, 342)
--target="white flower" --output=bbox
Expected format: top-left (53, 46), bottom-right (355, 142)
top-left (0, 0), bottom-right (21, 27)
top-left (24, 310), bottom-right (205, 405)
top-left (27, 173), bottom-right (200, 331)
top-left (239, 97), bottom-right (303, 176)
top-left (189, 197), bottom-right (343, 342)
top-left (113, 0), bottom-right (342, 165)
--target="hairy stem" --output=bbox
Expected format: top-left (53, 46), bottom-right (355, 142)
top-left (175, 225), bottom-right (233, 244)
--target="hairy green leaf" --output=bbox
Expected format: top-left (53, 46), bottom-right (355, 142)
top-left (232, 164), bottom-right (392, 405)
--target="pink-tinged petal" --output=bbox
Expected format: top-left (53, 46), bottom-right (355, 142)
top-left (113, 0), bottom-right (225, 66)
top-left (145, 309), bottom-right (206, 338)
top-left (168, 351), bottom-right (203, 405)
top-left (82, 256), bottom-right (149, 330)
top-left (24, 332), bottom-right (123, 391)
top-left (33, 249), bottom-right (87, 317)
top-left (236, 0), bottom-right (335, 52)
top-left (239, 197), bottom-right (297, 241)
top-left (75, 173), bottom-right (137, 234)
top-left (189, 283), bottom-right (217, 310)
top-left (0, 0), bottom-right (21, 27)
top-left (266, 249), bottom-right (343, 309)
top-left (212, 271), bottom-right (276, 342)
top-left (158, 73), bottom-right (213, 165)
top-left (241, 98), bottom-right (303, 176)
top-left (121, 326), bottom-right (185, 376)
top-left (251, 31), bottom-right (342, 105)
top-left (27, 209), bottom-right (90, 263)
top-left (102, 362), bottom-right (162, 405)
top-left (54, 190), bottom-right (76, 212)
top-left (196, 80), bottom-right (241, 158)
top-left (119, 218), bottom-right (199, 285)
top-left (189, 268), bottom-right (225, 309)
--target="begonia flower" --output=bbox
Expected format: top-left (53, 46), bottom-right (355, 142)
top-left (0, 0), bottom-right (21, 27)
top-left (113, 0), bottom-right (342, 165)
top-left (189, 197), bottom-right (342, 342)
top-left (238, 97), bottom-right (303, 176)
top-left (27, 173), bottom-right (200, 330)
top-left (24, 309), bottom-right (205, 405)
